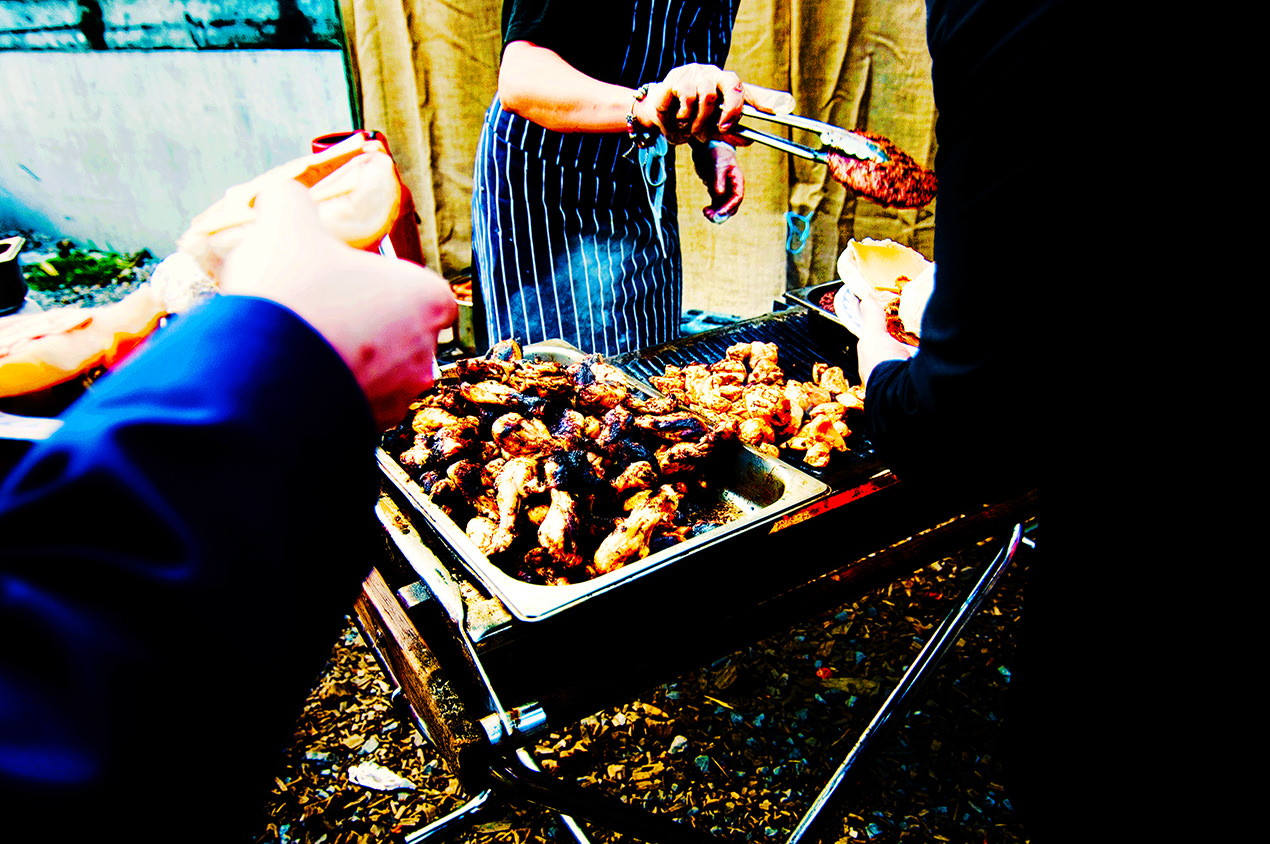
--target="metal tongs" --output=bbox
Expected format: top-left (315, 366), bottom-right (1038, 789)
top-left (734, 104), bottom-right (890, 164)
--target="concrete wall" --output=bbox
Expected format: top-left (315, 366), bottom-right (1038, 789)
top-left (0, 1), bottom-right (342, 51)
top-left (0, 49), bottom-right (354, 255)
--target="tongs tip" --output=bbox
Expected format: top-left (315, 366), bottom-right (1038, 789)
top-left (821, 129), bottom-right (890, 164)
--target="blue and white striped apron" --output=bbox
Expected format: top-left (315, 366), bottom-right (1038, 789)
top-left (472, 0), bottom-right (738, 356)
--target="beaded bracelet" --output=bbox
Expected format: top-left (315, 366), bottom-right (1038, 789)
top-left (626, 83), bottom-right (659, 148)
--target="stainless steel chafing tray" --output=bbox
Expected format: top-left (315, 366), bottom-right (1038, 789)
top-left (783, 282), bottom-right (851, 331)
top-left (377, 342), bottom-right (830, 622)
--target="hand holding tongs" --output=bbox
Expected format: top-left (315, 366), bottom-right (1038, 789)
top-left (734, 104), bottom-right (890, 164)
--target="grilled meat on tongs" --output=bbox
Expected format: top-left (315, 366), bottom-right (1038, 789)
top-left (735, 105), bottom-right (936, 208)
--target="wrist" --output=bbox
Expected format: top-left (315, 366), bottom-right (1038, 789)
top-left (626, 84), bottom-right (659, 147)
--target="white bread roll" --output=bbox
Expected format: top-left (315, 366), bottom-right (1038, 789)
top-left (176, 135), bottom-right (402, 280)
top-left (0, 286), bottom-right (166, 397)
top-left (837, 237), bottom-right (932, 306)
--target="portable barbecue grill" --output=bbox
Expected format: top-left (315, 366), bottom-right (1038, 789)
top-left (354, 307), bottom-right (1037, 844)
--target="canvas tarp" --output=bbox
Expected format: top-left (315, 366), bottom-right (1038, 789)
top-left (339, 0), bottom-right (935, 320)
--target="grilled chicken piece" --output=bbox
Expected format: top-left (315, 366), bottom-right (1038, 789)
top-left (742, 384), bottom-right (793, 432)
top-left (789, 380), bottom-right (833, 412)
top-left (748, 360), bottom-right (783, 385)
top-left (573, 356), bottom-right (628, 386)
top-left (783, 381), bottom-right (809, 433)
top-left (459, 380), bottom-right (547, 417)
top-left (537, 488), bottom-right (586, 570)
top-left (510, 361), bottom-right (574, 399)
top-left (543, 449), bottom-right (607, 500)
top-left (566, 356), bottom-right (632, 412)
top-left (724, 342), bottom-right (753, 363)
top-left (837, 385), bottom-right (866, 412)
top-left (708, 358), bottom-right (748, 386)
top-left (683, 364), bottom-right (738, 412)
top-left (432, 419), bottom-right (481, 461)
top-left (487, 338), bottom-right (523, 361)
top-left (447, 459), bottom-right (498, 519)
top-left (411, 406), bottom-right (465, 434)
top-left (459, 379), bottom-right (520, 405)
top-left (649, 365), bottom-right (686, 396)
top-left (785, 415), bottom-right (849, 468)
top-left (592, 485), bottom-right (683, 575)
top-left (750, 341), bottom-right (779, 366)
top-left (453, 357), bottom-right (516, 383)
top-left (622, 393), bottom-right (678, 415)
top-left (492, 412), bottom-right (555, 457)
top-left (548, 408), bottom-right (597, 450)
top-left (518, 547), bottom-right (574, 586)
top-left (739, 342), bottom-right (782, 385)
top-left (655, 434), bottom-right (719, 477)
top-left (595, 405), bottom-right (635, 447)
top-left (738, 416), bottom-right (776, 447)
top-left (396, 440), bottom-right (431, 470)
top-left (406, 384), bottom-right (471, 420)
top-left (815, 364), bottom-right (851, 396)
top-left (809, 402), bottom-right (848, 422)
top-left (611, 460), bottom-right (657, 495)
top-left (574, 380), bottom-right (629, 414)
top-left (632, 411), bottom-right (709, 442)
top-left (466, 516), bottom-right (503, 555)
top-left (494, 456), bottom-right (544, 535)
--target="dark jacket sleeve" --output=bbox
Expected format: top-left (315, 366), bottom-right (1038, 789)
top-left (863, 0), bottom-right (1070, 500)
top-left (0, 295), bottom-right (380, 840)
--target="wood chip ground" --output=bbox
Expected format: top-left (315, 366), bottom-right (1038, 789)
top-left (254, 528), bottom-right (1034, 844)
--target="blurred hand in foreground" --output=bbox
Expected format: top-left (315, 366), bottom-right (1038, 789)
top-left (219, 179), bottom-right (457, 430)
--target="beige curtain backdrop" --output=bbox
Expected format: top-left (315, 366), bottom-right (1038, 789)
top-left (340, 0), bottom-right (934, 320)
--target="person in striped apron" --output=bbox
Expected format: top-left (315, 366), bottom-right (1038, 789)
top-left (472, 0), bottom-right (748, 356)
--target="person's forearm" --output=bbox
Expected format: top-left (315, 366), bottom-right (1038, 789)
top-left (499, 40), bottom-right (634, 133)
top-left (0, 297), bottom-right (377, 837)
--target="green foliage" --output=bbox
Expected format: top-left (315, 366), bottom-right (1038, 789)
top-left (23, 242), bottom-right (152, 291)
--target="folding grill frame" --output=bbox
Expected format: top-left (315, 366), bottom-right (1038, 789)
top-left (353, 310), bottom-right (1038, 844)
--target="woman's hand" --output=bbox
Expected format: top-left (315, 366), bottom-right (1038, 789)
top-left (692, 141), bottom-right (745, 223)
top-left (856, 292), bottom-right (916, 386)
top-left (219, 180), bottom-right (458, 430)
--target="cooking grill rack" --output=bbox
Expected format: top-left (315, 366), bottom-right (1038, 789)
top-left (357, 308), bottom-right (1037, 844)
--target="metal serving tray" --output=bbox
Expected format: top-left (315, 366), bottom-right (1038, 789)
top-left (377, 342), bottom-right (830, 622)
top-left (783, 282), bottom-right (851, 331)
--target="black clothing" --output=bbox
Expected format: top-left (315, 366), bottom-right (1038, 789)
top-left (864, 0), bottom-right (1073, 501)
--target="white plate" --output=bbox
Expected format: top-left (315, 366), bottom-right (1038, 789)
top-left (832, 282), bottom-right (865, 338)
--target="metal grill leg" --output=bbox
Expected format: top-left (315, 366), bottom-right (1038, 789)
top-left (402, 788), bottom-right (498, 844)
top-left (785, 522), bottom-right (1026, 844)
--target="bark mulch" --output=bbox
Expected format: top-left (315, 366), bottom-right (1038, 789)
top-left (254, 523), bottom-right (1036, 844)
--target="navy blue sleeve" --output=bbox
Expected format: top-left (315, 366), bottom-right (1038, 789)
top-left (0, 295), bottom-right (380, 840)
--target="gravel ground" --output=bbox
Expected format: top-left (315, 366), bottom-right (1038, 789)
top-left (253, 525), bottom-right (1037, 844)
top-left (20, 277), bottom-right (148, 311)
